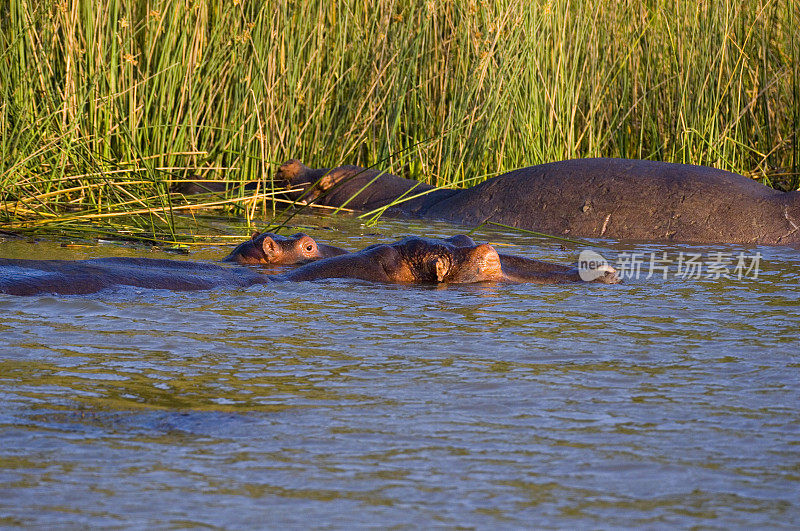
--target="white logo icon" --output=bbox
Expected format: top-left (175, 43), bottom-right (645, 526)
top-left (578, 250), bottom-right (612, 281)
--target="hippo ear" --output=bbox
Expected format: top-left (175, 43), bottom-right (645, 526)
top-left (433, 257), bottom-right (449, 283)
top-left (260, 236), bottom-right (280, 259)
top-left (251, 231), bottom-right (261, 240)
top-left (318, 173), bottom-right (337, 191)
top-left (445, 235), bottom-right (475, 247)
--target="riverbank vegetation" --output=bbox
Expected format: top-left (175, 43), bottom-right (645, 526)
top-left (1, 0), bottom-right (798, 241)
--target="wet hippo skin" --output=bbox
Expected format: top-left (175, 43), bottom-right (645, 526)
top-left (278, 158), bottom-right (800, 245)
top-left (223, 231), bottom-right (348, 265)
top-left (0, 257), bottom-right (270, 296)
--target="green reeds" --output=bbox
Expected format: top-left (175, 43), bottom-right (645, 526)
top-left (1, 0), bottom-right (798, 240)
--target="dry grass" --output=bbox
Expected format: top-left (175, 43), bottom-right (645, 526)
top-left (1, 0), bottom-right (797, 241)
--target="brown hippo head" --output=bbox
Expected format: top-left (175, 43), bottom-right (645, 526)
top-left (275, 159), bottom-right (446, 213)
top-left (223, 231), bottom-right (347, 265)
top-left (280, 236), bottom-right (505, 284)
top-left (389, 237), bottom-right (504, 284)
top-left (444, 234), bottom-right (620, 284)
top-left (442, 244), bottom-right (505, 283)
top-left (275, 159), bottom-right (342, 203)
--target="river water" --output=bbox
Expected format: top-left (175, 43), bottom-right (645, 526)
top-left (1, 215), bottom-right (798, 528)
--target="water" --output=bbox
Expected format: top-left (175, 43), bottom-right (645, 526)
top-left (1, 216), bottom-right (799, 528)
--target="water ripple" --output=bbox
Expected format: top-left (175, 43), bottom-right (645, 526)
top-left (1, 224), bottom-right (799, 527)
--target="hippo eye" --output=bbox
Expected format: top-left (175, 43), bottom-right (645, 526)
top-left (305, 243), bottom-right (314, 252)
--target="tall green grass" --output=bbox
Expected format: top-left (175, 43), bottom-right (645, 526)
top-left (1, 0), bottom-right (798, 237)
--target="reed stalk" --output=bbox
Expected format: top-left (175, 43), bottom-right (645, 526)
top-left (1, 0), bottom-right (797, 240)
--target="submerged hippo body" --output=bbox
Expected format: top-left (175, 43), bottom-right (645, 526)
top-left (279, 159), bottom-right (800, 246)
top-left (223, 232), bottom-right (617, 284)
top-left (0, 257), bottom-right (270, 296)
top-left (0, 237), bottom-right (617, 295)
top-left (0, 233), bottom-right (346, 295)
top-left (223, 231), bottom-right (348, 265)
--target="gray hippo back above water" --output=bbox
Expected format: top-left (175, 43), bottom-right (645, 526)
top-left (278, 158), bottom-right (800, 246)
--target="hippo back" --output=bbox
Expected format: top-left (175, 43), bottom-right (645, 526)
top-left (421, 158), bottom-right (796, 244)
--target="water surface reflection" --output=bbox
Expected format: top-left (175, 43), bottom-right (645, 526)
top-left (1, 218), bottom-right (798, 527)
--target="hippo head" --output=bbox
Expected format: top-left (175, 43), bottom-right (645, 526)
top-left (223, 232), bottom-right (324, 265)
top-left (392, 237), bottom-right (504, 284)
top-left (443, 244), bottom-right (505, 283)
top-left (276, 159), bottom-right (310, 188)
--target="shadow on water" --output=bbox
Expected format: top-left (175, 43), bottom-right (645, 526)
top-left (1, 215), bottom-right (799, 527)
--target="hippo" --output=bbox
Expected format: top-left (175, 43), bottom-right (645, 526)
top-left (0, 237), bottom-right (617, 296)
top-left (281, 236), bottom-right (504, 284)
top-left (277, 158), bottom-right (800, 246)
top-left (268, 235), bottom-right (615, 284)
top-left (223, 231), bottom-right (348, 264)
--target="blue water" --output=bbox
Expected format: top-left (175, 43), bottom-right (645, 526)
top-left (1, 216), bottom-right (799, 527)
